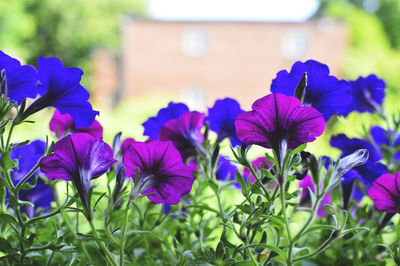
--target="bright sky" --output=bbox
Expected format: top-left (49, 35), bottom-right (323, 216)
top-left (148, 0), bottom-right (320, 22)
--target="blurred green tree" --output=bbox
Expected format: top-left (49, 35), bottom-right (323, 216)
top-left (317, 0), bottom-right (400, 101)
top-left (0, 0), bottom-right (146, 80)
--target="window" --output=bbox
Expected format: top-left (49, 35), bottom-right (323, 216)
top-left (281, 29), bottom-right (309, 60)
top-left (182, 87), bottom-right (206, 111)
top-left (182, 27), bottom-right (208, 57)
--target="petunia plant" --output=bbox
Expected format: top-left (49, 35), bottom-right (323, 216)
top-left (0, 49), bottom-right (399, 265)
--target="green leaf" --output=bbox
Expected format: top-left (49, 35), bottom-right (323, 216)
top-left (294, 72), bottom-right (307, 102)
top-left (304, 224), bottom-right (336, 235)
top-left (250, 183), bottom-right (262, 195)
top-left (0, 151), bottom-right (16, 171)
top-left (211, 144), bottom-right (220, 170)
top-left (0, 238), bottom-right (12, 252)
top-left (293, 247), bottom-right (310, 257)
top-left (18, 199), bottom-right (34, 207)
top-left (378, 244), bottom-right (396, 261)
top-left (231, 261), bottom-right (254, 266)
top-left (235, 243), bottom-right (285, 259)
top-left (188, 204), bottom-right (219, 214)
top-left (216, 241), bottom-right (224, 259)
top-left (220, 228), bottom-right (236, 249)
top-left (20, 175), bottom-right (38, 190)
top-left (235, 172), bottom-right (246, 193)
top-left (292, 143), bottom-right (307, 154)
top-left (208, 180), bottom-right (219, 194)
top-left (264, 216), bottom-right (284, 227)
top-left (236, 204), bottom-right (252, 214)
top-left (0, 213), bottom-right (18, 226)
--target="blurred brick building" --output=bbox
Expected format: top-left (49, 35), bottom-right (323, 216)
top-left (92, 16), bottom-right (347, 109)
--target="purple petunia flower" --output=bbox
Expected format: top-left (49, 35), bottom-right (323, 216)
top-left (208, 98), bottom-right (244, 147)
top-left (40, 133), bottom-right (116, 216)
top-left (21, 57), bottom-right (98, 128)
top-left (0, 50), bottom-right (38, 104)
top-left (50, 110), bottom-right (103, 139)
top-left (243, 157), bottom-right (272, 183)
top-left (121, 138), bottom-right (137, 155)
top-left (343, 75), bottom-right (385, 115)
top-left (270, 60), bottom-right (351, 121)
top-left (370, 126), bottom-right (400, 161)
top-left (299, 175), bottom-right (331, 217)
top-left (123, 140), bottom-right (195, 204)
top-left (235, 93), bottom-right (325, 152)
top-left (159, 111), bottom-right (205, 161)
top-left (142, 102), bottom-right (189, 139)
top-left (368, 172), bottom-right (400, 213)
top-left (9, 140), bottom-right (54, 217)
top-left (216, 156), bottom-right (237, 182)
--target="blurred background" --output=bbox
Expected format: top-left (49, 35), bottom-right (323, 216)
top-left (2, 0), bottom-right (400, 156)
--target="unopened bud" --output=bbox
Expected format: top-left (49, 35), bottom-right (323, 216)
top-left (337, 149), bottom-right (369, 177)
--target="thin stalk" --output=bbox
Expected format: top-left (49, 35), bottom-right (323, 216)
top-left (278, 179), bottom-right (292, 265)
top-left (46, 250), bottom-right (55, 266)
top-left (120, 197), bottom-right (132, 266)
top-left (246, 163), bottom-right (270, 201)
top-left (24, 208), bottom-right (61, 226)
top-left (293, 232), bottom-right (337, 262)
top-left (15, 161), bottom-right (41, 189)
top-left (52, 186), bottom-right (91, 260)
top-left (5, 123), bottom-right (14, 149)
top-left (247, 247), bottom-right (259, 265)
top-left (292, 196), bottom-right (323, 242)
top-left (88, 219), bottom-right (118, 266)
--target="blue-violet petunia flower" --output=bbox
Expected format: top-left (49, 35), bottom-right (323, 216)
top-left (123, 140), bottom-right (195, 204)
top-left (159, 111), bottom-right (205, 161)
top-left (142, 102), bottom-right (189, 139)
top-left (343, 74), bottom-right (385, 116)
top-left (370, 126), bottom-right (400, 161)
top-left (235, 93), bottom-right (325, 153)
top-left (270, 60), bottom-right (351, 121)
top-left (330, 134), bottom-right (387, 208)
top-left (216, 156), bottom-right (237, 183)
top-left (40, 133), bottom-right (116, 217)
top-left (10, 140), bottom-right (54, 217)
top-left (21, 56), bottom-right (98, 128)
top-left (0, 50), bottom-right (38, 104)
top-left (208, 98), bottom-right (243, 147)
top-left (50, 110), bottom-right (103, 139)
top-left (368, 171), bottom-right (400, 213)
top-left (299, 175), bottom-right (331, 217)
top-left (330, 134), bottom-right (386, 184)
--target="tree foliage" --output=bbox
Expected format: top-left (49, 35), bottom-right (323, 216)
top-left (0, 0), bottom-right (146, 72)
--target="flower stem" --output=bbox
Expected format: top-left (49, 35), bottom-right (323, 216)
top-left (247, 247), bottom-right (259, 265)
top-left (120, 197), bottom-right (132, 266)
top-left (88, 219), bottom-right (118, 266)
top-left (293, 231), bottom-right (337, 262)
top-left (279, 179), bottom-right (293, 265)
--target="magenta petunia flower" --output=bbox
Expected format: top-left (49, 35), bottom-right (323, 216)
top-left (40, 133), bottom-right (117, 214)
top-left (235, 93), bottom-right (325, 150)
top-left (50, 110), bottom-right (103, 138)
top-left (368, 172), bottom-right (400, 213)
top-left (299, 175), bottom-right (331, 217)
top-left (159, 111), bottom-right (205, 161)
top-left (123, 140), bottom-right (195, 204)
top-left (121, 138), bottom-right (136, 155)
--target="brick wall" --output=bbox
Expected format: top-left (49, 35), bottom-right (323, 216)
top-left (93, 18), bottom-right (347, 110)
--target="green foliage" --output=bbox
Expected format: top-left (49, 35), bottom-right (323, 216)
top-left (0, 0), bottom-right (146, 79)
